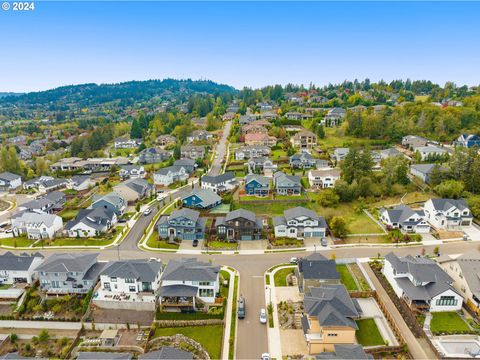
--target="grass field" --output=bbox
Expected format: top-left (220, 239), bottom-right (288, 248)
top-left (430, 312), bottom-right (471, 334)
top-left (0, 236), bottom-right (35, 248)
top-left (146, 231), bottom-right (179, 249)
top-left (207, 240), bottom-right (238, 249)
top-left (154, 325), bottom-right (223, 359)
top-left (336, 264), bottom-right (358, 291)
top-left (321, 127), bottom-right (385, 149)
top-left (47, 237), bottom-right (114, 247)
top-left (274, 267), bottom-right (295, 286)
top-left (356, 318), bottom-right (385, 346)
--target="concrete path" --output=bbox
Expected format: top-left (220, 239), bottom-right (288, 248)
top-left (221, 266), bottom-right (238, 360)
top-left (362, 263), bottom-right (437, 359)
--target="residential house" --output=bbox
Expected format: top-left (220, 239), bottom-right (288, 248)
top-left (95, 259), bottom-right (162, 310)
top-left (187, 130), bottom-right (213, 143)
top-left (316, 345), bottom-right (373, 360)
top-left (423, 198), bottom-right (472, 229)
top-left (295, 253), bottom-right (340, 294)
top-left (119, 165), bottom-right (146, 179)
top-left (64, 207), bottom-right (117, 238)
top-left (274, 207), bottom-right (327, 239)
top-left (239, 114), bottom-right (257, 125)
top-left (68, 175), bottom-right (95, 192)
top-left (402, 135), bottom-right (429, 149)
top-left (182, 189), bottom-right (222, 209)
top-left (322, 108), bottom-right (346, 127)
top-left (35, 253), bottom-right (106, 294)
top-left (454, 134), bottom-right (480, 148)
top-left (114, 137), bottom-right (141, 149)
top-left (139, 348), bottom-right (193, 360)
top-left (0, 172), bottom-right (22, 191)
top-left (331, 148), bottom-right (349, 163)
top-left (23, 176), bottom-right (59, 191)
top-left (244, 174), bottom-right (270, 197)
top-left (201, 172), bottom-right (237, 193)
top-left (244, 133), bottom-right (277, 147)
top-left (222, 113), bottom-right (236, 121)
top-left (308, 169), bottom-right (341, 189)
top-left (159, 258), bottom-right (220, 308)
top-left (0, 252), bottom-right (44, 284)
top-left (18, 197), bottom-right (57, 214)
top-left (173, 158), bottom-right (197, 174)
top-left (241, 123), bottom-right (268, 135)
top-left (91, 192), bottom-right (127, 216)
top-left (285, 112), bottom-right (312, 121)
top-left (290, 152), bottom-right (317, 169)
top-left (273, 171), bottom-right (302, 195)
top-left (379, 205), bottom-right (430, 233)
top-left (291, 130), bottom-right (317, 149)
top-left (138, 147), bottom-right (172, 164)
top-left (438, 253), bottom-right (480, 314)
top-left (215, 209), bottom-right (263, 241)
top-left (414, 145), bottom-right (449, 161)
top-left (76, 352), bottom-right (131, 360)
top-left (260, 111), bottom-right (277, 121)
top-left (383, 252), bottom-right (463, 312)
top-left (302, 285), bottom-right (359, 354)
top-left (234, 146), bottom-right (271, 160)
top-left (181, 145), bottom-right (205, 160)
top-left (154, 166), bottom-right (188, 187)
top-left (156, 135), bottom-right (176, 147)
top-left (157, 208), bottom-right (205, 241)
top-left (247, 157), bottom-right (277, 174)
top-left (50, 157), bottom-right (129, 173)
top-left (380, 147), bottom-right (403, 159)
top-left (257, 101), bottom-right (273, 111)
top-left (409, 163), bottom-right (447, 184)
top-left (11, 211), bottom-right (63, 240)
top-left (113, 178), bottom-right (153, 203)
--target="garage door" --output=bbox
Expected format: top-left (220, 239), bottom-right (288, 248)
top-left (183, 233), bottom-right (195, 241)
top-left (241, 235), bottom-right (252, 241)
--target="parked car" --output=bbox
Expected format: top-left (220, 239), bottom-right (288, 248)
top-left (289, 257), bottom-right (299, 264)
top-left (261, 353), bottom-right (270, 360)
top-left (192, 239), bottom-right (199, 247)
top-left (321, 237), bottom-right (328, 246)
top-left (143, 208), bottom-right (152, 216)
top-left (238, 296), bottom-right (245, 319)
top-left (259, 308), bottom-right (267, 324)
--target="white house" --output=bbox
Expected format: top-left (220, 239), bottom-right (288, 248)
top-left (64, 207), bottom-right (117, 238)
top-left (414, 145), bottom-right (449, 160)
top-left (154, 166), bottom-right (189, 187)
top-left (0, 252), bottom-right (44, 284)
top-left (423, 198), bottom-right (472, 229)
top-left (114, 137), bottom-right (141, 149)
top-left (68, 175), bottom-right (95, 192)
top-left (119, 165), bottom-right (146, 179)
top-left (383, 252), bottom-right (463, 312)
top-left (11, 211), bottom-right (63, 240)
top-left (201, 172), bottom-right (237, 193)
top-left (274, 206), bottom-right (327, 239)
top-left (0, 172), bottom-right (22, 191)
top-left (379, 205), bottom-right (430, 233)
top-left (308, 169), bottom-right (341, 189)
top-left (159, 258), bottom-right (219, 309)
top-left (95, 259), bottom-right (163, 310)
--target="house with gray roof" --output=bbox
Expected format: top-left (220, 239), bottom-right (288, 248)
top-left (181, 145), bottom-right (205, 160)
top-left (160, 258), bottom-right (220, 308)
top-left (301, 285), bottom-right (359, 354)
top-left (65, 207), bottom-right (117, 238)
top-left (409, 163), bottom-right (448, 184)
top-left (18, 197), bottom-right (56, 214)
top-left (289, 152), bottom-right (317, 169)
top-left (379, 147), bottom-right (403, 159)
top-left (215, 209), bottom-right (263, 241)
top-left (331, 148), bottom-right (349, 163)
top-left (35, 253), bottom-right (106, 294)
top-left (315, 344), bottom-right (373, 359)
top-left (402, 135), bottom-right (429, 149)
top-left (173, 158), bottom-right (197, 174)
top-left (234, 145), bottom-right (271, 160)
top-left (95, 259), bottom-right (162, 310)
top-left (138, 147), bottom-right (172, 164)
top-left (114, 137), bottom-right (141, 149)
top-left (68, 175), bottom-right (95, 192)
top-left (0, 252), bottom-right (44, 284)
top-left (379, 205), bottom-right (430, 233)
top-left (140, 347), bottom-right (192, 360)
top-left (247, 157), bottom-right (277, 174)
top-left (181, 189), bottom-right (222, 209)
top-left (37, 178), bottom-right (68, 193)
top-left (154, 165), bottom-right (189, 187)
top-left (119, 165), bottom-right (146, 179)
top-left (383, 252), bottom-right (463, 312)
top-left (244, 173), bottom-right (270, 196)
top-left (113, 178), bottom-right (153, 203)
top-left (424, 198), bottom-right (472, 229)
top-left (0, 172), bottom-right (22, 191)
top-left (77, 352), bottom-right (132, 360)
top-left (11, 211), bottom-right (63, 240)
top-left (295, 253), bottom-right (340, 294)
top-left (274, 207), bottom-right (327, 240)
top-left (92, 192), bottom-right (127, 216)
top-left (157, 208), bottom-right (205, 241)
top-left (273, 171), bottom-right (302, 195)
top-left (201, 172), bottom-right (237, 193)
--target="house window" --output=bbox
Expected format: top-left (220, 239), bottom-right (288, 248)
top-left (199, 288), bottom-right (214, 298)
top-left (125, 278), bottom-right (135, 283)
top-left (327, 333), bottom-right (338, 337)
top-left (111, 277), bottom-right (117, 282)
top-left (129, 286), bottom-right (136, 292)
top-left (199, 281), bottom-right (211, 286)
top-left (436, 296), bottom-right (458, 307)
top-left (289, 229), bottom-right (296, 234)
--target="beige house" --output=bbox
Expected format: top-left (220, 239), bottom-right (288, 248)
top-left (438, 253), bottom-right (480, 314)
top-left (302, 285), bottom-right (359, 354)
top-left (244, 133), bottom-right (277, 147)
top-left (291, 130), bottom-right (317, 149)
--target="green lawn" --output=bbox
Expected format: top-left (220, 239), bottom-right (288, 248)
top-left (0, 284), bottom-right (12, 289)
top-left (146, 231), bottom-right (179, 249)
top-left (430, 312), bottom-right (471, 334)
top-left (155, 310), bottom-right (224, 320)
top-left (271, 149), bottom-right (287, 159)
top-left (220, 270), bottom-right (231, 298)
top-left (356, 318), bottom-right (385, 346)
top-left (274, 267), bottom-right (295, 287)
top-left (0, 236), bottom-right (35, 248)
top-left (154, 325), bottom-right (223, 359)
top-left (207, 240), bottom-right (238, 249)
top-left (58, 208), bottom-right (79, 221)
top-left (336, 264), bottom-right (359, 291)
top-left (46, 237), bottom-right (114, 247)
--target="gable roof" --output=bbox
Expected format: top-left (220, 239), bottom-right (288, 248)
top-left (93, 192), bottom-right (126, 209)
top-left (245, 174), bottom-right (270, 186)
top-left (169, 208), bottom-right (200, 222)
top-left (284, 206), bottom-right (321, 223)
top-left (35, 253), bottom-right (98, 273)
top-left (101, 259), bottom-right (161, 282)
top-left (173, 158), bottom-right (196, 167)
top-left (0, 252), bottom-right (44, 271)
top-left (0, 172), bottom-right (21, 181)
top-left (298, 253), bottom-right (339, 280)
top-left (316, 345), bottom-right (373, 360)
top-left (183, 189), bottom-right (221, 208)
top-left (12, 211), bottom-right (61, 228)
top-left (139, 347), bottom-right (193, 360)
top-left (428, 198), bottom-right (469, 212)
top-left (161, 258), bottom-right (219, 282)
top-left (155, 165), bottom-right (185, 176)
top-left (65, 207), bottom-right (116, 231)
top-left (201, 172), bottom-right (235, 185)
top-left (225, 208), bottom-right (257, 222)
top-left (274, 171), bottom-right (301, 186)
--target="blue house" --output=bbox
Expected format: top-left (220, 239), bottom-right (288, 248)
top-left (91, 192), bottom-right (127, 216)
top-left (157, 208), bottom-right (205, 241)
top-left (455, 134), bottom-right (480, 148)
top-left (244, 174), bottom-right (270, 197)
top-left (182, 189), bottom-right (222, 209)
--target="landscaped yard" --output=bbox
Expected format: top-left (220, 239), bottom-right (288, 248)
top-left (0, 236), bottom-right (35, 248)
top-left (274, 267), bottom-right (295, 287)
top-left (356, 318), bottom-right (385, 346)
top-left (430, 312), bottom-right (471, 334)
top-left (206, 240), bottom-right (238, 250)
top-left (269, 237), bottom-right (304, 248)
top-left (154, 325), bottom-right (223, 359)
top-left (58, 208), bottom-right (79, 222)
top-left (336, 264), bottom-right (359, 291)
top-left (146, 231), bottom-right (179, 250)
top-left (46, 237), bottom-right (115, 247)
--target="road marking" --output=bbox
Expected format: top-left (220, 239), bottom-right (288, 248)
top-left (252, 275), bottom-right (263, 278)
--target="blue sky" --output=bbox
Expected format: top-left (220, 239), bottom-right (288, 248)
top-left (1, 1), bottom-right (479, 92)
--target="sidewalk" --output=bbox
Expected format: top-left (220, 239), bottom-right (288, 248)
top-left (221, 266), bottom-right (238, 360)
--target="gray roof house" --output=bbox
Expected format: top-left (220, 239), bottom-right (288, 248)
top-left (92, 192), bottom-right (127, 216)
top-left (0, 172), bottom-right (22, 191)
top-left (173, 158), bottom-right (197, 174)
top-left (316, 345), bottom-right (373, 359)
top-left (0, 252), bottom-right (44, 284)
top-left (201, 172), bottom-right (237, 193)
top-left (68, 175), bottom-right (95, 192)
top-left (424, 198), bottom-right (472, 229)
top-left (113, 178), bottom-right (153, 203)
top-left (35, 253), bottom-right (106, 294)
top-left (331, 148), bottom-right (349, 163)
top-left (383, 252), bottom-right (463, 312)
top-left (274, 207), bottom-right (327, 241)
top-left (138, 147), bottom-right (172, 164)
top-left (159, 258), bottom-right (220, 308)
top-left (154, 165), bottom-right (189, 187)
top-left (215, 209), bottom-right (263, 241)
top-left (273, 171), bottom-right (302, 196)
top-left (181, 145), bottom-right (205, 160)
top-left (157, 208), bottom-right (205, 241)
top-left (139, 347), bottom-right (193, 360)
top-left (244, 173), bottom-right (270, 196)
top-left (234, 145), bottom-right (271, 160)
top-left (65, 207), bottom-right (117, 238)
top-left (11, 211), bottom-right (63, 240)
top-left (289, 152), bottom-right (317, 169)
top-left (409, 163), bottom-right (448, 184)
top-left (379, 205), bottom-right (430, 233)
top-left (181, 188), bottom-right (222, 209)
top-left (296, 253), bottom-right (340, 293)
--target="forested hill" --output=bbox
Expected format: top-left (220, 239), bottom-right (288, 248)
top-left (0, 79), bottom-right (237, 107)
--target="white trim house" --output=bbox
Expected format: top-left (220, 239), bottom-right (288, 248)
top-left (423, 198), bottom-right (472, 230)
top-left (379, 205), bottom-right (430, 233)
top-left (274, 206), bottom-right (327, 239)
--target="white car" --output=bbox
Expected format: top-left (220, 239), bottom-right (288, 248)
top-left (143, 208), bottom-right (152, 216)
top-left (259, 308), bottom-right (267, 324)
top-left (261, 353), bottom-right (270, 360)
top-left (157, 194), bottom-right (166, 201)
top-left (290, 257), bottom-right (299, 264)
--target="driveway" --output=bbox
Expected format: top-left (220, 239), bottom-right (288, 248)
top-left (463, 224), bottom-right (480, 241)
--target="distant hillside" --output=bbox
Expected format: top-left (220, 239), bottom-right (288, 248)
top-left (0, 79), bottom-right (237, 107)
top-left (0, 92), bottom-right (23, 98)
